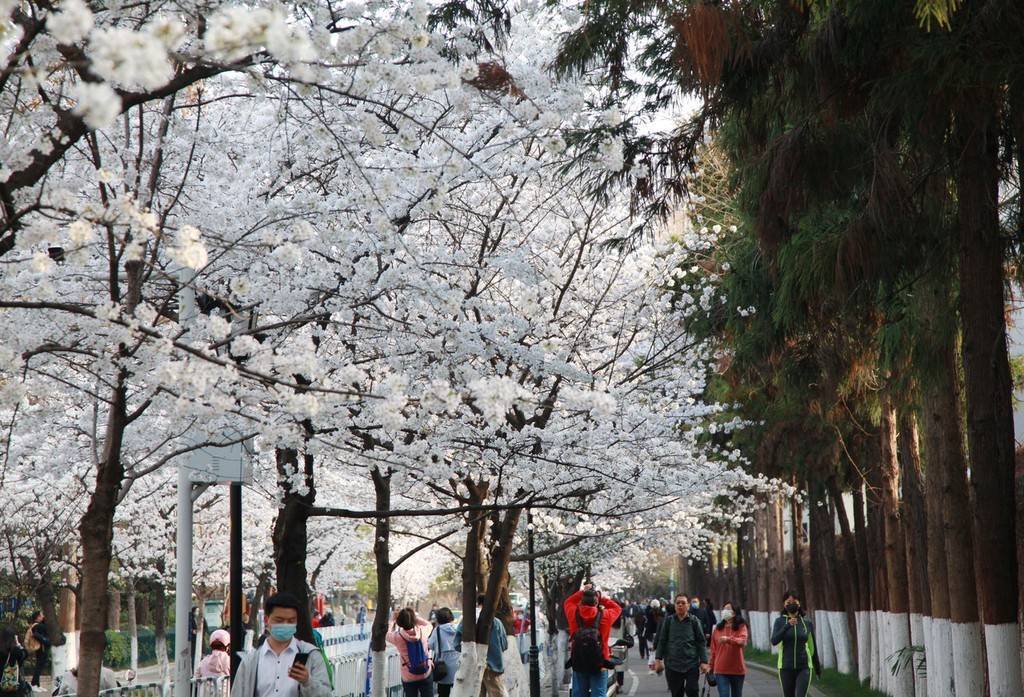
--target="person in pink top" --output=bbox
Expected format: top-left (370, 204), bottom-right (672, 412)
top-left (386, 608), bottom-right (434, 697)
top-left (196, 629), bottom-right (232, 678)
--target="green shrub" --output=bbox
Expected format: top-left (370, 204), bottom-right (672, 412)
top-left (103, 630), bottom-right (130, 668)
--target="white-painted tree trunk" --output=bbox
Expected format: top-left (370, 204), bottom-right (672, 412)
top-left (554, 630), bottom-right (568, 694)
top-left (928, 618), bottom-right (953, 697)
top-left (856, 611), bottom-right (871, 683)
top-left (910, 614), bottom-right (926, 697)
top-left (502, 642), bottom-right (528, 697)
top-left (370, 649), bottom-right (388, 697)
top-left (949, 622), bottom-right (984, 697)
top-left (869, 611), bottom-right (881, 692)
top-left (828, 611), bottom-right (853, 675)
top-left (748, 612), bottom-right (766, 651)
top-left (156, 634), bottom-right (169, 681)
top-left (983, 623), bottom-right (1024, 697)
top-left (815, 611), bottom-right (836, 670)
top-left (888, 611), bottom-right (916, 697)
top-left (769, 612), bottom-right (781, 655)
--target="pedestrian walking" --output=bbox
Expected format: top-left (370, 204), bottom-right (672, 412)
top-left (652, 594), bottom-right (709, 697)
top-left (25, 612), bottom-right (50, 687)
top-left (454, 595), bottom-right (508, 697)
top-left (564, 583), bottom-right (621, 697)
top-left (633, 608), bottom-right (648, 660)
top-left (688, 598), bottom-right (713, 647)
top-left (708, 602), bottom-right (747, 697)
top-left (770, 591), bottom-right (821, 697)
top-left (388, 608), bottom-right (434, 697)
top-left (428, 608), bottom-right (459, 697)
top-left (1, 627), bottom-right (28, 697)
top-left (196, 629), bottom-right (231, 678)
top-left (643, 600), bottom-right (663, 671)
top-left (229, 592), bottom-right (332, 697)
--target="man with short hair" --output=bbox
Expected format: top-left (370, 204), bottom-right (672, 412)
top-left (653, 594), bottom-right (709, 697)
top-left (230, 592), bottom-right (332, 697)
top-left (454, 594), bottom-right (508, 697)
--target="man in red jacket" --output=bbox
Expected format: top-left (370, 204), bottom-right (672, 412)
top-left (564, 583), bottom-right (622, 697)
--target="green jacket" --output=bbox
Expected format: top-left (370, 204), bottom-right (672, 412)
top-left (655, 613), bottom-right (708, 673)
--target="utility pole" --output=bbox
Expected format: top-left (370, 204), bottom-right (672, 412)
top-left (527, 509), bottom-right (541, 697)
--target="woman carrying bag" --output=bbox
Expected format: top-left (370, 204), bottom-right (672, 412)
top-left (0, 627), bottom-right (29, 697)
top-left (770, 592), bottom-right (822, 697)
top-left (429, 608), bottom-right (460, 697)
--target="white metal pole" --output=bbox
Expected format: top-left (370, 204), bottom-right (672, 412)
top-left (175, 463), bottom-right (194, 697)
top-left (175, 268), bottom-right (197, 697)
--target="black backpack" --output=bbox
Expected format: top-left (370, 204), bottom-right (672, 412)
top-left (571, 607), bottom-right (605, 673)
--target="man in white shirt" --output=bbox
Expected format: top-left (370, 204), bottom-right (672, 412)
top-left (231, 593), bottom-right (331, 697)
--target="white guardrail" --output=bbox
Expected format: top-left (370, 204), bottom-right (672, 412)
top-left (65, 624), bottom-right (549, 697)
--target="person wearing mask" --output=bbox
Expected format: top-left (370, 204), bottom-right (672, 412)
top-left (688, 598), bottom-right (713, 647)
top-left (230, 592), bottom-right (332, 697)
top-left (709, 603), bottom-right (747, 697)
top-left (0, 627), bottom-right (27, 697)
top-left (388, 608), bottom-right (434, 697)
top-left (653, 594), bottom-right (709, 697)
top-left (770, 591), bottom-right (821, 697)
top-left (454, 595), bottom-right (508, 697)
top-left (564, 583), bottom-right (621, 697)
top-left (25, 612), bottom-right (50, 688)
top-left (196, 629), bottom-right (232, 678)
top-left (428, 608), bottom-right (459, 697)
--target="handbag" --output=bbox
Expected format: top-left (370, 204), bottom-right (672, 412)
top-left (431, 631), bottom-right (449, 682)
top-left (1, 654), bottom-right (19, 694)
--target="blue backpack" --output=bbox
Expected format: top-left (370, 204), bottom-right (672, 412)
top-left (405, 631), bottom-right (430, 676)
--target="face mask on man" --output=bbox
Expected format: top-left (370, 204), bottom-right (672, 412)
top-left (721, 609), bottom-right (734, 622)
top-left (785, 603), bottom-right (800, 616)
top-left (269, 623), bottom-right (297, 642)
top-left (691, 600), bottom-right (700, 609)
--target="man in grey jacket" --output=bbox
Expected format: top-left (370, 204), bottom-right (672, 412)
top-left (230, 592), bottom-right (332, 697)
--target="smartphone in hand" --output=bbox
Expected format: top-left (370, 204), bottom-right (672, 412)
top-left (293, 652), bottom-right (310, 667)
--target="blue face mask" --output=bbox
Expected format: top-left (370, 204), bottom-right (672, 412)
top-left (269, 623), bottom-right (297, 642)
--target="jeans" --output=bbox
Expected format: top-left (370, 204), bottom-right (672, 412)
top-left (403, 678), bottom-right (434, 697)
top-left (638, 637), bottom-right (648, 658)
top-left (715, 674), bottom-right (744, 697)
top-left (665, 666), bottom-right (700, 697)
top-left (779, 668), bottom-right (810, 697)
top-left (571, 670), bottom-right (608, 697)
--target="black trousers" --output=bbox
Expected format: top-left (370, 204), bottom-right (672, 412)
top-left (779, 668), bottom-right (810, 697)
top-left (403, 678), bottom-right (435, 697)
top-left (31, 649), bottom-right (47, 686)
top-left (664, 666), bottom-right (700, 697)
top-left (437, 684), bottom-right (452, 697)
top-left (637, 637), bottom-right (648, 658)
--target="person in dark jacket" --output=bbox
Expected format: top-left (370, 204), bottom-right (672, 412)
top-left (0, 626), bottom-right (28, 694)
top-left (770, 591), bottom-right (822, 697)
top-left (687, 598), bottom-right (713, 647)
top-left (28, 612), bottom-right (50, 687)
top-left (643, 601), bottom-right (663, 671)
top-left (633, 609), bottom-right (648, 659)
top-left (653, 595), bottom-right (708, 697)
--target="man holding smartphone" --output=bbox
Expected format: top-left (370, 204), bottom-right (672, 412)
top-left (231, 592), bottom-right (332, 697)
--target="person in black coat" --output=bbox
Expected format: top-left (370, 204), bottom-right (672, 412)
top-left (28, 612), bottom-right (50, 687)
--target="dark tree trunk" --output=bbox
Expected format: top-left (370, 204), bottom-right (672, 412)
top-left (898, 413), bottom-right (930, 618)
top-left (956, 89), bottom-right (1018, 629)
top-left (460, 481), bottom-right (488, 643)
top-left (108, 589), bottom-right (122, 631)
top-left (369, 468), bottom-right (391, 653)
top-left (790, 494), bottom-right (807, 607)
top-left (136, 593), bottom-right (150, 627)
top-left (477, 508), bottom-right (521, 641)
top-left (879, 400), bottom-right (908, 613)
top-left (851, 486), bottom-right (871, 611)
top-left (735, 526), bottom-right (748, 610)
top-left (272, 436), bottom-right (316, 642)
top-left (77, 376), bottom-right (128, 697)
top-left (828, 476), bottom-right (860, 657)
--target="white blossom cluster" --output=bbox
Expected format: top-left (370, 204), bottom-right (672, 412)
top-left (0, 0), bottom-right (780, 595)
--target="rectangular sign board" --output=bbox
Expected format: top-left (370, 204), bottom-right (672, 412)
top-left (184, 434), bottom-right (254, 484)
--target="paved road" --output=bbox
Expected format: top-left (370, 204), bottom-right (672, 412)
top-left (620, 652), bottom-right (824, 697)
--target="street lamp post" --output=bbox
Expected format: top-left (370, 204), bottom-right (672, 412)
top-left (527, 509), bottom-right (541, 697)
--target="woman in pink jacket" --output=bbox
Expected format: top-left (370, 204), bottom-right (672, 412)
top-left (387, 609), bottom-right (434, 697)
top-left (196, 629), bottom-right (231, 678)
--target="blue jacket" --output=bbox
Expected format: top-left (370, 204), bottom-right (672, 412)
top-left (454, 615), bottom-right (508, 673)
top-left (430, 622), bottom-right (461, 685)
